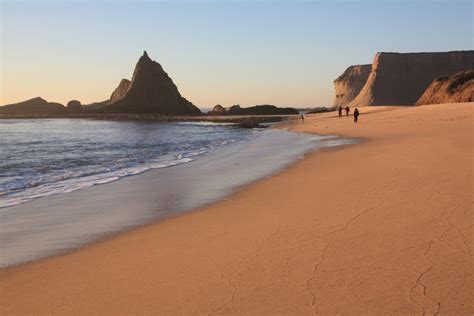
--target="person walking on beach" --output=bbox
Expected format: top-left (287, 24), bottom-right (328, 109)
top-left (354, 108), bottom-right (360, 123)
top-left (338, 106), bottom-right (343, 117)
top-left (345, 106), bottom-right (350, 116)
top-left (300, 114), bottom-right (304, 124)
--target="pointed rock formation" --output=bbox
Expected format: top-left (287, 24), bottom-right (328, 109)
top-left (350, 51), bottom-right (474, 106)
top-left (333, 64), bottom-right (371, 106)
top-left (0, 97), bottom-right (66, 114)
top-left (104, 51), bottom-right (201, 115)
top-left (416, 70), bottom-right (474, 105)
top-left (110, 79), bottom-right (131, 103)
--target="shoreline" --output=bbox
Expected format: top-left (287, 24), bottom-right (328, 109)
top-left (1, 128), bottom-right (350, 268)
top-left (1, 103), bottom-right (472, 314)
top-left (1, 133), bottom-right (351, 270)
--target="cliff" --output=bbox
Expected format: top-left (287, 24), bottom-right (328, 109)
top-left (333, 65), bottom-right (371, 106)
top-left (416, 70), bottom-right (474, 105)
top-left (350, 51), bottom-right (474, 106)
top-left (103, 51), bottom-right (201, 115)
top-left (0, 97), bottom-right (66, 114)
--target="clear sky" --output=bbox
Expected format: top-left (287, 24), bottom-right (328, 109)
top-left (1, 0), bottom-right (472, 108)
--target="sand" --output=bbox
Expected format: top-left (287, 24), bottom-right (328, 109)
top-left (1, 102), bottom-right (473, 315)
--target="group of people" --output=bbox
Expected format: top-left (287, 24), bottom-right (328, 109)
top-left (338, 106), bottom-right (359, 123)
top-left (299, 105), bottom-right (360, 124)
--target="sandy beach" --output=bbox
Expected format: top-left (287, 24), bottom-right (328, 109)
top-left (0, 102), bottom-right (472, 314)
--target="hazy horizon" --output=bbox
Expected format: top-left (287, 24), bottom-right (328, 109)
top-left (1, 0), bottom-right (472, 108)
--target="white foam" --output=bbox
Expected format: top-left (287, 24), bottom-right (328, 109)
top-left (0, 157), bottom-right (197, 209)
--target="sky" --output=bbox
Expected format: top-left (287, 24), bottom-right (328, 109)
top-left (1, 0), bottom-right (473, 108)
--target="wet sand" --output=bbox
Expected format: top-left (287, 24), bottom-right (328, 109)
top-left (1, 102), bottom-right (473, 314)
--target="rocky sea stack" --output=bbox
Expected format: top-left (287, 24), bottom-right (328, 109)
top-left (103, 51), bottom-right (201, 115)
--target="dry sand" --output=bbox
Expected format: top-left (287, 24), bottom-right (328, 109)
top-left (1, 102), bottom-right (473, 315)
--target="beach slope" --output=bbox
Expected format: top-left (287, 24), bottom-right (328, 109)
top-left (1, 103), bottom-right (473, 314)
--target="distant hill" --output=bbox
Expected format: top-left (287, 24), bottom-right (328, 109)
top-left (0, 97), bottom-right (66, 115)
top-left (416, 70), bottom-right (474, 105)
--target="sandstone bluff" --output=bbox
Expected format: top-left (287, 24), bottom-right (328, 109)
top-left (348, 51), bottom-right (474, 106)
top-left (333, 65), bottom-right (371, 107)
top-left (416, 70), bottom-right (474, 105)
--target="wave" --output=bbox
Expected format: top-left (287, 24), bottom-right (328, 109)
top-left (175, 121), bottom-right (236, 126)
top-left (0, 157), bottom-right (197, 209)
top-left (0, 133), bottom-right (248, 208)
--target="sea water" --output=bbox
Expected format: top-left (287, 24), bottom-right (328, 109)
top-left (0, 119), bottom-right (252, 208)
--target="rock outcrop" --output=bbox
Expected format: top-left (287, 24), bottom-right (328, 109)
top-left (226, 104), bottom-right (299, 115)
top-left (210, 104), bottom-right (226, 115)
top-left (416, 70), bottom-right (474, 105)
top-left (110, 79), bottom-right (131, 103)
top-left (66, 100), bottom-right (83, 113)
top-left (227, 105), bottom-right (242, 115)
top-left (350, 51), bottom-right (474, 106)
top-left (209, 104), bottom-right (298, 116)
top-left (333, 65), bottom-right (371, 106)
top-left (0, 97), bottom-right (66, 114)
top-left (307, 106), bottom-right (336, 114)
top-left (82, 100), bottom-right (110, 111)
top-left (103, 51), bottom-right (201, 115)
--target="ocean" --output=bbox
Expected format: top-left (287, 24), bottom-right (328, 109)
top-left (0, 119), bottom-right (356, 267)
top-left (0, 119), bottom-right (253, 208)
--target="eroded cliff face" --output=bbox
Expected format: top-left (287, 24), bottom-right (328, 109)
top-left (350, 51), bottom-right (474, 106)
top-left (104, 51), bottom-right (201, 115)
top-left (416, 70), bottom-right (474, 105)
top-left (333, 65), bottom-right (371, 107)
